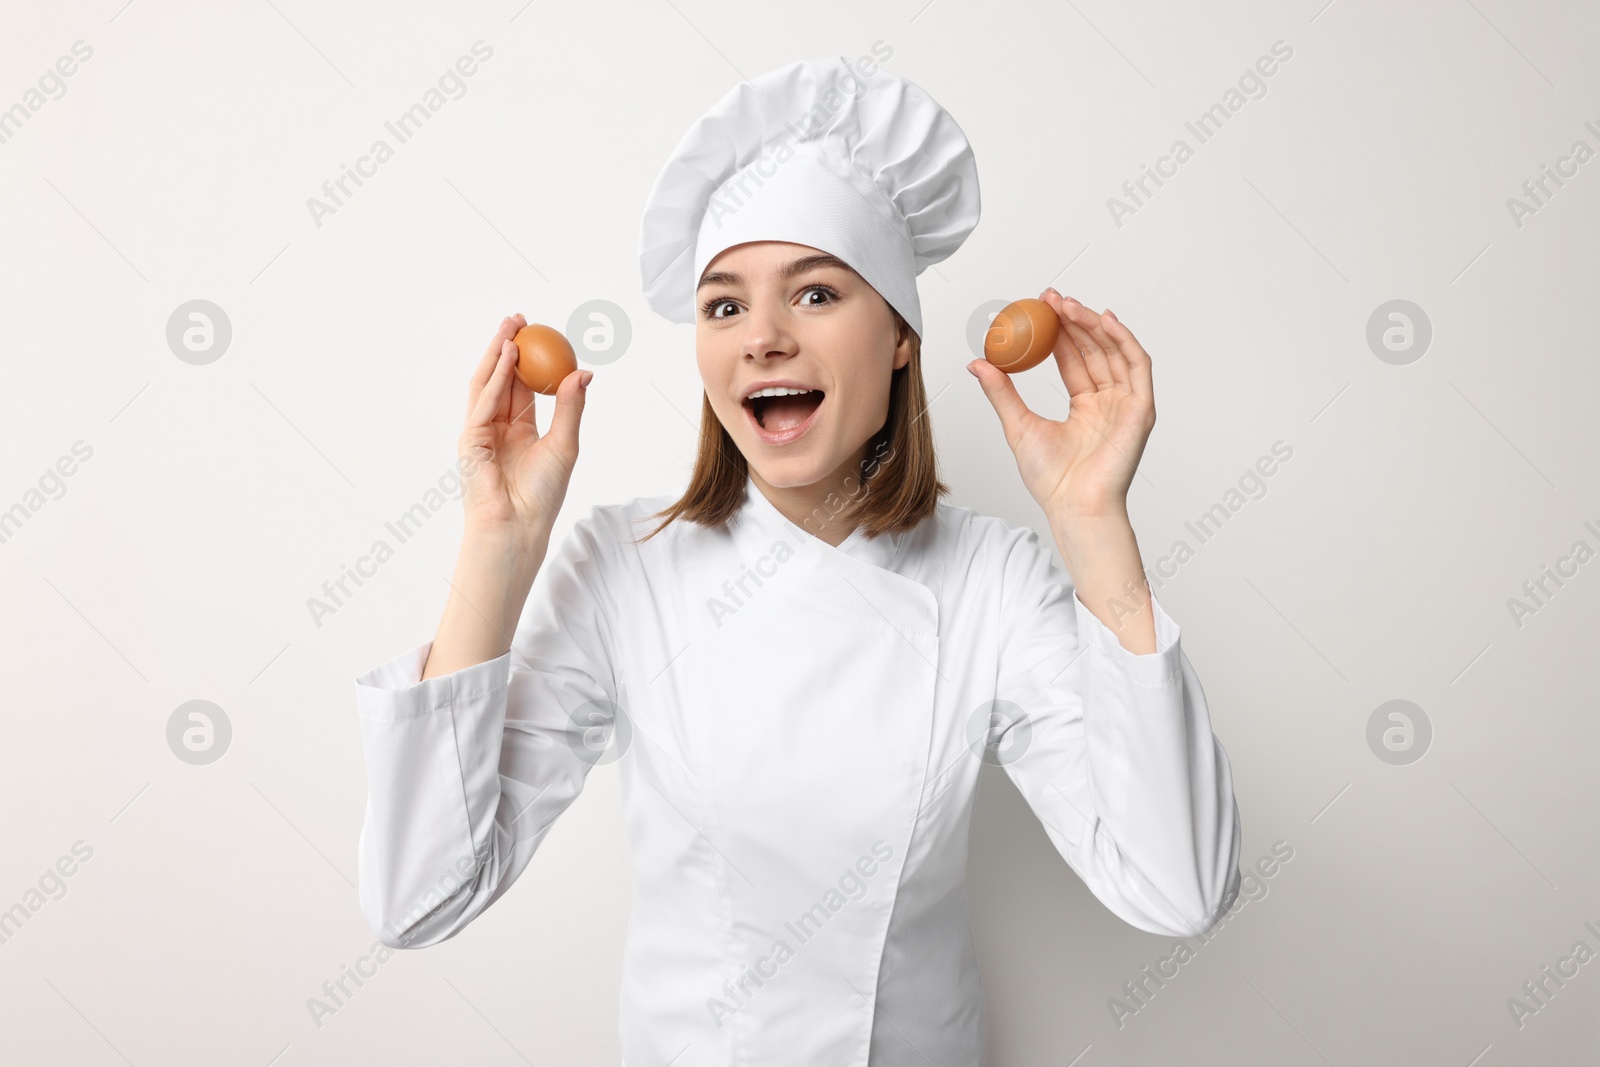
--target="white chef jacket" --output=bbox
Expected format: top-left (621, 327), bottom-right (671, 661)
top-left (353, 475), bottom-right (1242, 1066)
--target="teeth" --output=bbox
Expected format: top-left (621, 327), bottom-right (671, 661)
top-left (746, 386), bottom-right (818, 400)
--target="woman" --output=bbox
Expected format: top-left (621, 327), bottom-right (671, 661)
top-left (353, 56), bottom-right (1241, 1065)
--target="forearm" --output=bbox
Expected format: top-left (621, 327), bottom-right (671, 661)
top-left (422, 525), bottom-right (549, 679)
top-left (1047, 505), bottom-right (1156, 655)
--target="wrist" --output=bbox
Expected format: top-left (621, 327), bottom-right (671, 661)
top-left (1047, 500), bottom-right (1130, 537)
top-left (459, 524), bottom-right (547, 594)
top-left (1047, 504), bottom-right (1142, 587)
top-left (463, 517), bottom-right (550, 559)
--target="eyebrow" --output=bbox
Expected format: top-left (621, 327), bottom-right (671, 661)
top-left (696, 253), bottom-right (856, 292)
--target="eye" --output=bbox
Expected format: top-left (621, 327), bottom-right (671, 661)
top-left (699, 284), bottom-right (841, 319)
top-left (799, 284), bottom-right (840, 306)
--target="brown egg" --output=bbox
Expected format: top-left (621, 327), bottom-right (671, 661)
top-left (512, 324), bottom-right (579, 395)
top-left (983, 298), bottom-right (1060, 374)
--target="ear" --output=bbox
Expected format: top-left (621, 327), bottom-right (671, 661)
top-left (891, 320), bottom-right (915, 371)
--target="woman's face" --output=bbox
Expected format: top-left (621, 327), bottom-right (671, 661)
top-left (695, 241), bottom-right (913, 491)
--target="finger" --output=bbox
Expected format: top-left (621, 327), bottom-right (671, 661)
top-left (1060, 303), bottom-right (1114, 390)
top-left (1103, 309), bottom-right (1154, 400)
top-left (543, 367), bottom-right (592, 461)
top-left (1039, 290), bottom-right (1095, 397)
top-left (468, 315), bottom-right (521, 422)
top-left (1077, 303), bottom-right (1132, 389)
top-left (508, 374), bottom-right (538, 431)
top-left (467, 338), bottom-right (518, 431)
top-left (967, 358), bottom-right (1032, 447)
top-left (504, 315), bottom-right (541, 432)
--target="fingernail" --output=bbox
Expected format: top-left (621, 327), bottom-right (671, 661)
top-left (579, 370), bottom-right (593, 388)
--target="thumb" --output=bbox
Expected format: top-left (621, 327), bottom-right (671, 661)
top-left (967, 359), bottom-right (1030, 443)
top-left (544, 367), bottom-right (591, 459)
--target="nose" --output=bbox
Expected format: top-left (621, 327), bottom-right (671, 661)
top-left (738, 301), bottom-right (798, 363)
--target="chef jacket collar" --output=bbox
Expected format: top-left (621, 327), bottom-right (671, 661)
top-left (737, 472), bottom-right (903, 572)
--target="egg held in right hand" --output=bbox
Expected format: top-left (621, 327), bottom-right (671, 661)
top-left (512, 324), bottom-right (579, 395)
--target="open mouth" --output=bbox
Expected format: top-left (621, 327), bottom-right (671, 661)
top-left (744, 388), bottom-right (825, 443)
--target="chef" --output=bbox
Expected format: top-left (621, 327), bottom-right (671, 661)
top-left (353, 54), bottom-right (1242, 1065)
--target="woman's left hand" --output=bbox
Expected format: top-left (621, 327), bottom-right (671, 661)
top-left (968, 289), bottom-right (1155, 521)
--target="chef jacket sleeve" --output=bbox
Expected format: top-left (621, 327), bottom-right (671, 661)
top-left (991, 525), bottom-right (1242, 938)
top-left (351, 508), bottom-right (621, 949)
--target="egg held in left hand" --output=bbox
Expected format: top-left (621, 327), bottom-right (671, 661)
top-left (983, 298), bottom-right (1059, 374)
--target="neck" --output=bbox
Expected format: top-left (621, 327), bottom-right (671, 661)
top-left (750, 445), bottom-right (869, 548)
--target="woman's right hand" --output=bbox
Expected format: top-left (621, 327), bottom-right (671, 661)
top-left (458, 313), bottom-right (592, 542)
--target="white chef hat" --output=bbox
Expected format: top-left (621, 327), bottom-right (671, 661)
top-left (639, 55), bottom-right (980, 340)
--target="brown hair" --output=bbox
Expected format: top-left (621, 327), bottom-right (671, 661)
top-left (635, 306), bottom-right (948, 544)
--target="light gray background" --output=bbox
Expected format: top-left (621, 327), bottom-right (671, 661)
top-left (1, 0), bottom-right (1596, 1064)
